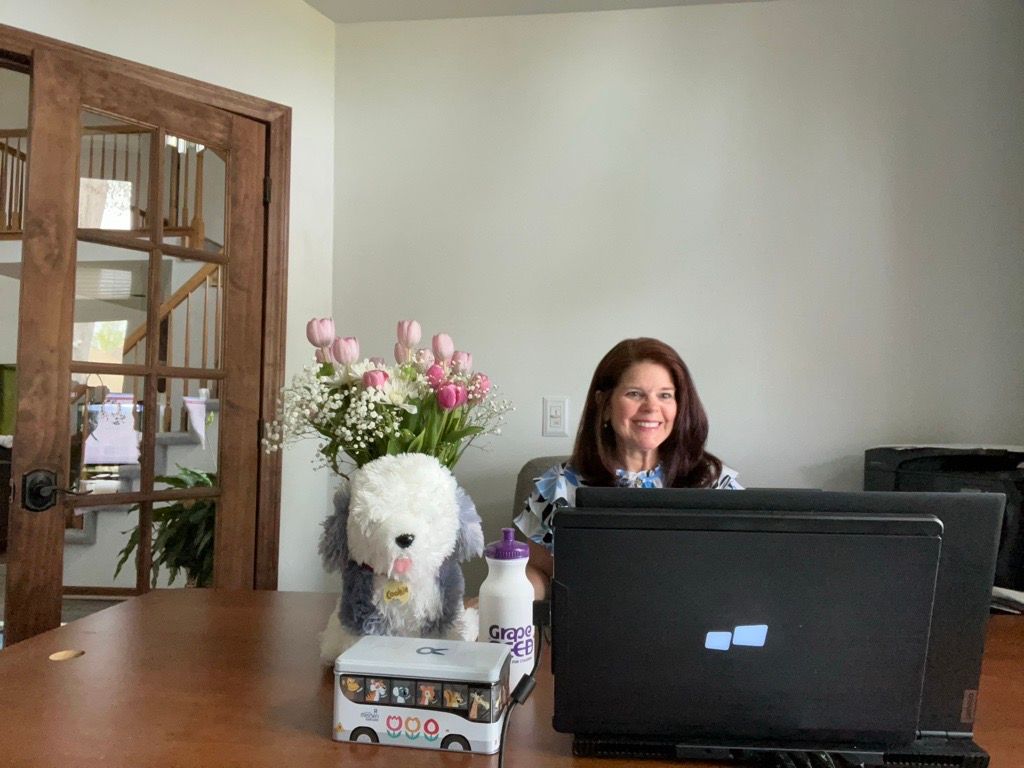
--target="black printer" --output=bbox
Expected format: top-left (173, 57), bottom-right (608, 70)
top-left (865, 445), bottom-right (1024, 589)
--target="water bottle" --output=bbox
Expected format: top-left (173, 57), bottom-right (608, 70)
top-left (478, 528), bottom-right (534, 690)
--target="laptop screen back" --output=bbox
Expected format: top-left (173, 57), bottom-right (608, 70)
top-left (551, 507), bottom-right (942, 748)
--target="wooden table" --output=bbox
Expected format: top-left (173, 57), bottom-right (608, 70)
top-left (0, 590), bottom-right (1019, 767)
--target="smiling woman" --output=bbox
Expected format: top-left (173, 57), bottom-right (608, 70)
top-left (605, 360), bottom-right (679, 473)
top-left (513, 337), bottom-right (743, 599)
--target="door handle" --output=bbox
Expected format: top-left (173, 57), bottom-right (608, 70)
top-left (21, 469), bottom-right (93, 512)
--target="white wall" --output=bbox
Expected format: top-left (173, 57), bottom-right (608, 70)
top-left (4, 0), bottom-right (338, 591)
top-left (0, 274), bottom-right (17, 363)
top-left (334, 1), bottom-right (1024, 591)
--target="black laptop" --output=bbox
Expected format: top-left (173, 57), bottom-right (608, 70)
top-left (551, 488), bottom-right (1003, 766)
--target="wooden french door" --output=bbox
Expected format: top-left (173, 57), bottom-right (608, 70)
top-left (4, 46), bottom-right (267, 645)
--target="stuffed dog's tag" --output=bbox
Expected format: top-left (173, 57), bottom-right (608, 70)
top-left (384, 581), bottom-right (411, 604)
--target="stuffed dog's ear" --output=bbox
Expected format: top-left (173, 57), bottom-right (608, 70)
top-left (454, 486), bottom-right (484, 562)
top-left (319, 484), bottom-right (351, 573)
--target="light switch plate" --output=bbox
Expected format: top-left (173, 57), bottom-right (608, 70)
top-left (542, 396), bottom-right (569, 438)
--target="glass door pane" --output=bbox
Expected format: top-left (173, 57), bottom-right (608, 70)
top-left (64, 96), bottom-right (237, 598)
top-left (0, 62), bottom-right (29, 647)
top-left (162, 136), bottom-right (225, 252)
top-left (73, 240), bottom-right (151, 365)
top-left (79, 111), bottom-right (151, 236)
top-left (7, 44), bottom-right (267, 646)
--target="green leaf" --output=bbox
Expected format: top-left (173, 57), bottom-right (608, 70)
top-left (437, 425), bottom-right (485, 446)
top-left (112, 465), bottom-right (217, 588)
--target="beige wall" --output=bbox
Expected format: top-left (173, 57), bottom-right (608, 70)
top-left (334, 0), bottom-right (1024, 592)
top-left (5, 0), bottom-right (1022, 597)
top-left (4, 0), bottom-right (339, 591)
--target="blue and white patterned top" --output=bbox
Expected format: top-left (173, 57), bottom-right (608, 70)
top-left (513, 461), bottom-right (743, 550)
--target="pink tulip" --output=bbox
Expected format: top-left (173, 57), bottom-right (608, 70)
top-left (315, 347), bottom-right (334, 364)
top-left (436, 383), bottom-right (460, 411)
top-left (331, 336), bottom-right (360, 366)
top-left (425, 364), bottom-right (445, 390)
top-left (451, 350), bottom-right (473, 373)
top-left (369, 356), bottom-right (386, 368)
top-left (305, 317), bottom-right (335, 348)
top-left (469, 372), bottom-right (491, 401)
top-left (414, 348), bottom-right (435, 370)
top-left (396, 320), bottom-right (422, 348)
top-left (432, 333), bottom-right (454, 363)
top-left (362, 369), bottom-right (389, 389)
top-left (394, 343), bottom-right (411, 364)
top-left (454, 384), bottom-right (468, 408)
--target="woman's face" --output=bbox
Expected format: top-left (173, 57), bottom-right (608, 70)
top-left (605, 361), bottom-right (677, 470)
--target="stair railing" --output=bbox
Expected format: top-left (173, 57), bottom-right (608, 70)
top-left (0, 130), bottom-right (27, 235)
top-left (123, 262), bottom-right (222, 429)
top-left (2, 125), bottom-right (211, 248)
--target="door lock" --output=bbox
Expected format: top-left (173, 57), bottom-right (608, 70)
top-left (21, 469), bottom-right (93, 512)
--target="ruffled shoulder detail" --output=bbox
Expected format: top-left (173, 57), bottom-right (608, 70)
top-left (713, 464), bottom-right (743, 490)
top-left (533, 463), bottom-right (580, 508)
top-left (513, 462), bottom-right (581, 550)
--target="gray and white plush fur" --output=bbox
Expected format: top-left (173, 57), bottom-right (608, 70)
top-left (319, 453), bottom-right (483, 663)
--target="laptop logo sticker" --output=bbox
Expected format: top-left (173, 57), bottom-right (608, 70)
top-left (704, 624), bottom-right (768, 651)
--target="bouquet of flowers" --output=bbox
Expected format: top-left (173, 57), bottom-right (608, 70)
top-left (263, 318), bottom-right (512, 475)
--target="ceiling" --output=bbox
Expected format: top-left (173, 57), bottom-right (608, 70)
top-left (304, 0), bottom-right (764, 24)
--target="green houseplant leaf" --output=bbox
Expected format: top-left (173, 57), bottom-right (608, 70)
top-left (114, 467), bottom-right (217, 588)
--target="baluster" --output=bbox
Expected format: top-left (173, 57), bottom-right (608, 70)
top-left (88, 133), bottom-right (95, 177)
top-left (113, 132), bottom-right (120, 180)
top-left (163, 387), bottom-right (172, 434)
top-left (100, 132), bottom-right (107, 179)
top-left (159, 315), bottom-right (172, 432)
top-left (192, 150), bottom-right (206, 249)
top-left (201, 274), bottom-right (210, 390)
top-left (184, 293), bottom-right (192, 374)
top-left (14, 137), bottom-right (23, 230)
top-left (180, 300), bottom-right (191, 433)
top-left (182, 145), bottom-right (191, 246)
top-left (134, 133), bottom-right (142, 229)
top-left (158, 314), bottom-right (170, 367)
top-left (214, 266), bottom-right (222, 377)
top-left (1, 139), bottom-right (8, 230)
top-left (169, 145), bottom-right (180, 228)
top-left (9, 139), bottom-right (16, 229)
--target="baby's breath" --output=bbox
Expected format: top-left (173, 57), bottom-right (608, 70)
top-left (264, 348), bottom-right (512, 476)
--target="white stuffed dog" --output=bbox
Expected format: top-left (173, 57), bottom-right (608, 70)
top-left (319, 453), bottom-right (483, 663)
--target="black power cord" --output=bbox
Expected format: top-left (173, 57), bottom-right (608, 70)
top-left (496, 600), bottom-right (550, 768)
top-left (489, 605), bottom-right (847, 768)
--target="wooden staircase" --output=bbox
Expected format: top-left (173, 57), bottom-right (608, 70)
top-left (3, 123), bottom-right (225, 426)
top-left (1, 123), bottom-right (217, 248)
top-left (0, 130), bottom-right (26, 234)
top-left (122, 260), bottom-right (223, 430)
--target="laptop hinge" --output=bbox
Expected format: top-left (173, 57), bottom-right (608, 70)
top-left (918, 730), bottom-right (974, 739)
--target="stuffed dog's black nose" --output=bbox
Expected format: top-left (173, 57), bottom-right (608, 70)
top-left (395, 534), bottom-right (415, 549)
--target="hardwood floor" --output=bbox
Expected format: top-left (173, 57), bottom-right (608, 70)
top-left (0, 563), bottom-right (123, 649)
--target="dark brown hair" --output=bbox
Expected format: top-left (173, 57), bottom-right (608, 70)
top-left (570, 337), bottom-right (722, 488)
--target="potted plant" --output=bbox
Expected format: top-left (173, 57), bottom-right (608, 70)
top-left (115, 467), bottom-right (216, 588)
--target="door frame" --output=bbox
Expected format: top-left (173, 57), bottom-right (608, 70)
top-left (0, 24), bottom-right (288, 594)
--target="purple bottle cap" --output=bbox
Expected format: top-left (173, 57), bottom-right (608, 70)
top-left (484, 528), bottom-right (529, 560)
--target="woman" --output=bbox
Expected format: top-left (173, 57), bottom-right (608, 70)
top-left (514, 337), bottom-right (741, 599)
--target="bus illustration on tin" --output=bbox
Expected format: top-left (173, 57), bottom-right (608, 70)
top-left (333, 636), bottom-right (512, 754)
